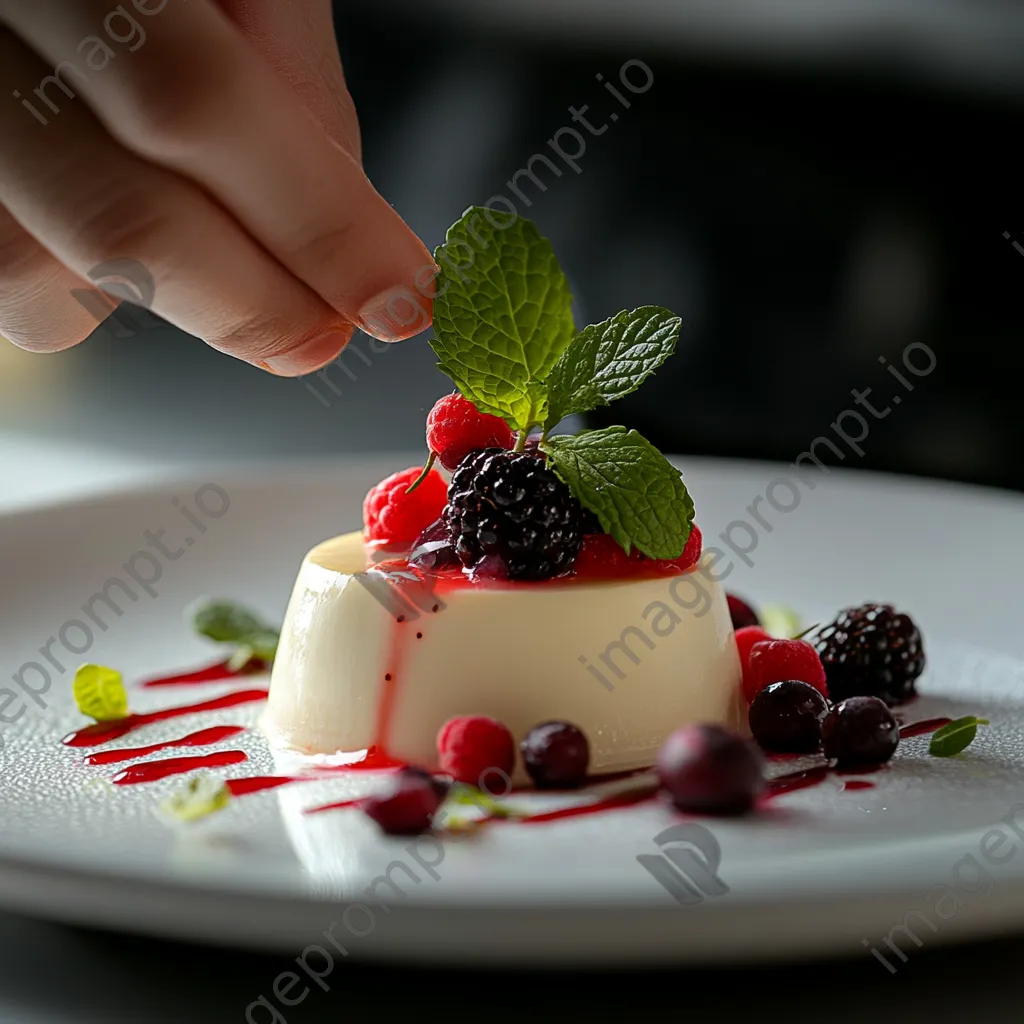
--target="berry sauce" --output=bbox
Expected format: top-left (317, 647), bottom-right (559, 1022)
top-left (83, 725), bottom-right (245, 765)
top-left (61, 688), bottom-right (269, 747)
top-left (138, 659), bottom-right (264, 688)
top-left (843, 780), bottom-right (876, 791)
top-left (111, 749), bottom-right (248, 785)
top-left (899, 716), bottom-right (953, 740)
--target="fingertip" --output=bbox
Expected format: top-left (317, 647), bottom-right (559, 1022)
top-left (257, 323), bottom-right (354, 376)
top-left (356, 283), bottom-right (434, 343)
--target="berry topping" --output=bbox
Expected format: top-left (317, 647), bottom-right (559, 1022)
top-left (361, 766), bottom-right (446, 835)
top-left (745, 638), bottom-right (827, 704)
top-left (821, 696), bottom-right (900, 768)
top-left (426, 393), bottom-right (515, 472)
top-left (657, 724), bottom-right (765, 815)
top-left (520, 721), bottom-right (590, 789)
top-left (437, 715), bottom-right (516, 792)
top-left (815, 603), bottom-right (925, 705)
top-left (409, 516), bottom-right (460, 571)
top-left (726, 594), bottom-right (761, 631)
top-left (572, 524), bottom-right (702, 578)
top-left (446, 448), bottom-right (586, 581)
top-left (748, 680), bottom-right (830, 753)
top-left (363, 466), bottom-right (448, 548)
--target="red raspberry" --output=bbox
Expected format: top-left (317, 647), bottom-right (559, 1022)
top-left (427, 393), bottom-right (515, 471)
top-left (573, 524), bottom-right (703, 577)
top-left (363, 465), bottom-right (447, 548)
top-left (746, 638), bottom-right (828, 704)
top-left (734, 626), bottom-right (772, 703)
top-left (437, 715), bottom-right (516, 792)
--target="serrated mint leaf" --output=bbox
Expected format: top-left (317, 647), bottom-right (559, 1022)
top-left (543, 427), bottom-right (694, 558)
top-left (190, 599), bottom-right (279, 666)
top-left (431, 207), bottom-right (575, 429)
top-left (73, 664), bottom-right (128, 722)
top-left (929, 716), bottom-right (989, 757)
top-left (544, 306), bottom-right (681, 429)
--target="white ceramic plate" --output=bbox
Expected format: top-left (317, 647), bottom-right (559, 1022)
top-left (2, 457), bottom-right (1024, 967)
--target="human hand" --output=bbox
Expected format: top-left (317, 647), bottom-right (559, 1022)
top-left (0, 0), bottom-right (433, 375)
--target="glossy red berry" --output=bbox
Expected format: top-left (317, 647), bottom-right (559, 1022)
top-left (361, 767), bottom-right (445, 835)
top-left (734, 626), bottom-right (772, 701)
top-left (657, 724), bottom-right (765, 815)
top-left (437, 715), bottom-right (516, 792)
top-left (363, 465), bottom-right (447, 548)
top-left (746, 638), bottom-right (827, 704)
top-left (426, 393), bottom-right (515, 471)
top-left (520, 721), bottom-right (590, 789)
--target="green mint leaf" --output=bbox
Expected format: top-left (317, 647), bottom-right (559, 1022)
top-left (431, 207), bottom-right (575, 430)
top-left (159, 774), bottom-right (232, 823)
top-left (544, 306), bottom-right (681, 429)
top-left (543, 427), bottom-right (694, 558)
top-left (190, 599), bottom-right (279, 665)
top-left (929, 716), bottom-right (989, 758)
top-left (73, 663), bottom-right (128, 722)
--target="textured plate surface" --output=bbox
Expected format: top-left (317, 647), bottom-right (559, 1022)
top-left (1, 457), bottom-right (1024, 964)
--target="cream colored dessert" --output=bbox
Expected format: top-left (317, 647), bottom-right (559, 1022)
top-left (264, 531), bottom-right (743, 776)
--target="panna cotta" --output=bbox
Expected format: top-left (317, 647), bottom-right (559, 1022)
top-left (264, 531), bottom-right (743, 775)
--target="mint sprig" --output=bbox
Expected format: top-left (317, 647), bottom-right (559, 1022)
top-left (542, 427), bottom-right (694, 558)
top-left (544, 306), bottom-right (680, 430)
top-left (189, 599), bottom-right (279, 668)
top-left (929, 716), bottom-right (989, 758)
top-left (429, 210), bottom-right (694, 559)
top-left (431, 207), bottom-right (575, 430)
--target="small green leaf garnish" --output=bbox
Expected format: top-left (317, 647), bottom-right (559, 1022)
top-left (543, 427), bottom-right (694, 558)
top-left (444, 784), bottom-right (528, 820)
top-left (543, 306), bottom-right (681, 430)
top-left (760, 604), bottom-right (803, 639)
top-left (190, 599), bottom-right (279, 666)
top-left (929, 717), bottom-right (989, 758)
top-left (73, 664), bottom-right (129, 721)
top-left (430, 207), bottom-right (575, 430)
top-left (159, 773), bottom-right (232, 822)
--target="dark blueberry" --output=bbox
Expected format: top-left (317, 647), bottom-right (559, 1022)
top-left (726, 593), bottom-right (761, 631)
top-left (361, 767), bottom-right (445, 835)
top-left (815, 602), bottom-right (925, 705)
top-left (821, 697), bottom-right (899, 768)
top-left (748, 680), bottom-right (830, 753)
top-left (520, 721), bottom-right (590, 788)
top-left (657, 724), bottom-right (765, 815)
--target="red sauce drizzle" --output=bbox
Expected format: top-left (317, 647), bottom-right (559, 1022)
top-left (765, 765), bottom-right (831, 796)
top-left (84, 725), bottom-right (245, 765)
top-left (513, 787), bottom-right (655, 824)
top-left (225, 775), bottom-right (305, 796)
top-left (139, 659), bottom-right (264, 688)
top-left (61, 688), bottom-right (268, 747)
top-left (843, 780), bottom-right (876, 791)
top-left (111, 749), bottom-right (248, 785)
top-left (304, 797), bottom-right (363, 816)
top-left (899, 716), bottom-right (953, 740)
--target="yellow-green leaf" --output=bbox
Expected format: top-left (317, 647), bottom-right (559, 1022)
top-left (73, 664), bottom-right (128, 721)
top-left (160, 774), bottom-right (232, 822)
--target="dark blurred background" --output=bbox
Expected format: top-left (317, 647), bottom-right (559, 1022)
top-left (1, 0), bottom-right (1021, 489)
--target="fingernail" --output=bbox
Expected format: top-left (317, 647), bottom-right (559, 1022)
top-left (261, 326), bottom-right (353, 377)
top-left (357, 285), bottom-right (431, 342)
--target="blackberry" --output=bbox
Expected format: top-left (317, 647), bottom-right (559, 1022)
top-left (446, 448), bottom-right (585, 581)
top-left (814, 603), bottom-right (925, 705)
